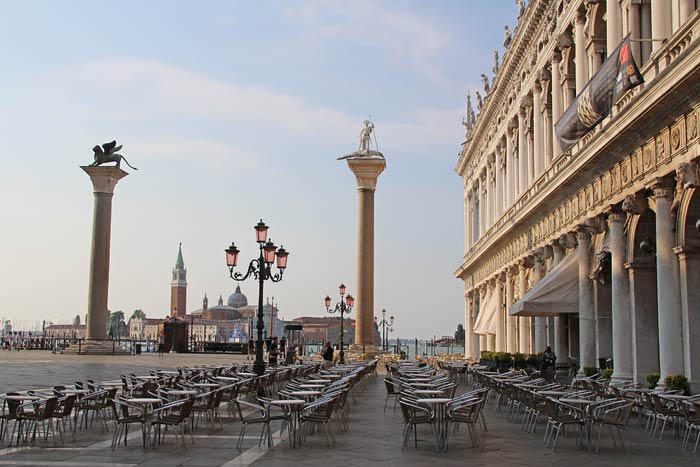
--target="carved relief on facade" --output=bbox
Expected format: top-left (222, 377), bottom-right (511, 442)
top-left (688, 111), bottom-right (698, 141)
top-left (670, 122), bottom-right (683, 153)
top-left (621, 159), bottom-right (631, 184)
top-left (585, 186), bottom-right (593, 209)
top-left (643, 142), bottom-right (655, 170)
top-left (632, 149), bottom-right (642, 177)
top-left (592, 178), bottom-right (601, 204)
top-left (656, 131), bottom-right (669, 163)
top-left (601, 172), bottom-right (611, 198)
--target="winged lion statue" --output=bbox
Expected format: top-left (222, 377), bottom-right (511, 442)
top-left (89, 141), bottom-right (138, 170)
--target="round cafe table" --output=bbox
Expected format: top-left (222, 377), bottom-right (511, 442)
top-left (125, 398), bottom-right (162, 450)
top-left (416, 398), bottom-right (452, 452)
top-left (268, 399), bottom-right (305, 448)
top-left (290, 391), bottom-right (321, 402)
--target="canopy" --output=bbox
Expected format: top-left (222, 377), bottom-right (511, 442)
top-left (473, 287), bottom-right (499, 335)
top-left (509, 248), bottom-right (580, 317)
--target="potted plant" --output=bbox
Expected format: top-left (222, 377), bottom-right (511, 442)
top-left (646, 373), bottom-right (660, 389)
top-left (601, 369), bottom-right (614, 379)
top-left (664, 374), bottom-right (689, 394)
top-left (512, 352), bottom-right (527, 369)
top-left (583, 366), bottom-right (598, 377)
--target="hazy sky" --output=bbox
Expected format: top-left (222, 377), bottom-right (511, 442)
top-left (0, 1), bottom-right (516, 339)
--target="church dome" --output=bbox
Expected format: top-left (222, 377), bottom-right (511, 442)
top-left (227, 285), bottom-right (248, 308)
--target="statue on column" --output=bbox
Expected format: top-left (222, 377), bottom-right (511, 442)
top-left (463, 93), bottom-right (475, 138)
top-left (503, 25), bottom-right (512, 49)
top-left (337, 120), bottom-right (384, 160)
top-left (89, 141), bottom-right (138, 170)
top-left (492, 50), bottom-right (500, 75)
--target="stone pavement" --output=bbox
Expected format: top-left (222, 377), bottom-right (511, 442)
top-left (0, 352), bottom-right (698, 466)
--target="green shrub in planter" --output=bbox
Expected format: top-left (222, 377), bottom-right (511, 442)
top-left (664, 374), bottom-right (689, 394)
top-left (480, 351), bottom-right (494, 360)
top-left (601, 369), bottom-right (614, 379)
top-left (583, 366), bottom-right (598, 377)
top-left (512, 353), bottom-right (527, 367)
top-left (646, 373), bottom-right (660, 389)
top-left (494, 352), bottom-right (512, 366)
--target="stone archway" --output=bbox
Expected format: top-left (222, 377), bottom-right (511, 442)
top-left (591, 232), bottom-right (612, 368)
top-left (626, 208), bottom-right (660, 385)
top-left (674, 188), bottom-right (700, 392)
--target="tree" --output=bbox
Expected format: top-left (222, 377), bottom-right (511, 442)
top-left (73, 315), bottom-right (81, 326)
top-left (454, 324), bottom-right (465, 344)
top-left (108, 310), bottom-right (126, 338)
top-left (129, 309), bottom-right (146, 322)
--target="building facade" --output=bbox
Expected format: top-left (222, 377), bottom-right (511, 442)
top-left (456, 0), bottom-right (700, 391)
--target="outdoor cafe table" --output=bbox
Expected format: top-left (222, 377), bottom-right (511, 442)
top-left (192, 383), bottom-right (219, 388)
top-left (165, 390), bottom-right (197, 399)
top-left (124, 397), bottom-right (162, 450)
top-left (408, 382), bottom-right (438, 388)
top-left (306, 379), bottom-right (332, 384)
top-left (268, 399), bottom-right (305, 448)
top-left (559, 398), bottom-right (597, 450)
top-left (416, 398), bottom-right (452, 452)
top-left (216, 376), bottom-right (240, 382)
top-left (298, 384), bottom-right (325, 389)
top-left (237, 372), bottom-right (257, 377)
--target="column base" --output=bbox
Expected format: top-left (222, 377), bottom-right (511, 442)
top-left (609, 373), bottom-right (633, 385)
top-left (63, 340), bottom-right (131, 356)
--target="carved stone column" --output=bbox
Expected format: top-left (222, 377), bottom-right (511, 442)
top-left (82, 166), bottom-right (129, 340)
top-left (532, 250), bottom-right (547, 352)
top-left (479, 285), bottom-right (488, 352)
top-left (518, 106), bottom-right (528, 194)
top-left (651, 0), bottom-right (672, 53)
top-left (472, 184), bottom-right (480, 242)
top-left (487, 154), bottom-right (496, 227)
top-left (465, 289), bottom-right (474, 358)
top-left (345, 157), bottom-right (386, 346)
top-left (652, 179), bottom-right (684, 384)
top-left (577, 227), bottom-right (596, 374)
top-left (574, 9), bottom-right (589, 93)
top-left (533, 80), bottom-right (544, 179)
top-left (479, 170), bottom-right (487, 236)
top-left (628, 1), bottom-right (642, 65)
top-left (505, 267), bottom-right (517, 353)
top-left (679, 0), bottom-right (695, 26)
top-left (496, 145), bottom-right (505, 219)
top-left (503, 127), bottom-right (517, 207)
top-left (465, 191), bottom-right (473, 251)
top-left (518, 257), bottom-right (532, 353)
top-left (551, 49), bottom-right (563, 160)
top-left (607, 0), bottom-right (623, 52)
top-left (495, 272), bottom-right (505, 351)
top-left (540, 69), bottom-right (553, 169)
top-left (609, 207), bottom-right (633, 382)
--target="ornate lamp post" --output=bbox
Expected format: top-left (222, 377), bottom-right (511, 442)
top-left (225, 219), bottom-right (289, 376)
top-left (166, 314), bottom-right (178, 354)
top-left (375, 309), bottom-right (394, 351)
top-left (324, 283), bottom-right (354, 365)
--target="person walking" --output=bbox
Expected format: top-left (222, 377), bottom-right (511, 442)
top-left (322, 341), bottom-right (334, 369)
top-left (285, 344), bottom-right (297, 365)
top-left (268, 336), bottom-right (279, 367)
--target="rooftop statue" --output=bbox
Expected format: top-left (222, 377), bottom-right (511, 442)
top-left (481, 74), bottom-right (491, 94)
top-left (476, 91), bottom-right (484, 111)
top-left (503, 25), bottom-right (512, 49)
top-left (492, 50), bottom-right (499, 75)
top-left (337, 120), bottom-right (384, 160)
top-left (89, 140), bottom-right (138, 170)
top-left (516, 0), bottom-right (526, 22)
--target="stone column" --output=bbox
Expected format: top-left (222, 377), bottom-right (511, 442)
top-left (479, 171), bottom-right (487, 236)
top-left (629, 1), bottom-right (642, 65)
top-left (607, 0), bottom-right (622, 52)
top-left (533, 80), bottom-right (544, 179)
top-left (505, 267), bottom-right (517, 353)
top-left (674, 247), bottom-right (700, 393)
top-left (472, 185), bottom-right (480, 242)
top-left (345, 157), bottom-right (386, 347)
top-left (551, 240), bottom-right (568, 359)
top-left (505, 132), bottom-right (513, 208)
top-left (532, 251), bottom-right (547, 352)
top-left (680, 0), bottom-right (695, 26)
top-left (465, 191), bottom-right (472, 251)
top-left (518, 107), bottom-right (528, 195)
top-left (641, 2), bottom-right (652, 62)
top-left (551, 49), bottom-right (563, 160)
top-left (518, 258), bottom-right (531, 353)
top-left (652, 179), bottom-right (684, 383)
top-left (541, 71), bottom-right (553, 169)
top-left (82, 166), bottom-right (129, 340)
top-left (627, 261), bottom-right (659, 385)
top-left (577, 227), bottom-right (596, 374)
top-left (479, 286), bottom-right (488, 353)
top-left (651, 0), bottom-right (672, 53)
top-left (465, 289), bottom-right (474, 358)
top-left (471, 290), bottom-right (480, 358)
top-left (575, 9), bottom-right (589, 94)
top-left (496, 145), bottom-right (504, 219)
top-left (487, 156), bottom-right (495, 228)
top-left (609, 208), bottom-right (633, 382)
top-left (494, 273), bottom-right (505, 351)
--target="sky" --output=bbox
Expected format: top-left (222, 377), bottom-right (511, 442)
top-left (0, 1), bottom-right (517, 339)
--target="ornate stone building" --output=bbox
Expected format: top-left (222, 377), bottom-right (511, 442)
top-left (455, 0), bottom-right (700, 391)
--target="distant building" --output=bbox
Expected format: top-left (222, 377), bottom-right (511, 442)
top-left (45, 323), bottom-right (85, 339)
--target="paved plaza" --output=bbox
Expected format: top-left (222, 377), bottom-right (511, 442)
top-left (0, 352), bottom-right (698, 467)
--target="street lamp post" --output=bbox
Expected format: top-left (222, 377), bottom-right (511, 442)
top-left (225, 220), bottom-right (289, 376)
top-left (375, 309), bottom-right (394, 351)
top-left (324, 283), bottom-right (354, 365)
top-left (168, 314), bottom-right (178, 354)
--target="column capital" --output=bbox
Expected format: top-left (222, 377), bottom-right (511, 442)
top-left (651, 177), bottom-right (675, 199)
top-left (346, 157), bottom-right (386, 191)
top-left (551, 46), bottom-right (562, 63)
top-left (518, 255), bottom-right (534, 270)
top-left (576, 225), bottom-right (592, 241)
top-left (622, 192), bottom-right (649, 215)
top-left (533, 79), bottom-right (542, 94)
top-left (81, 166), bottom-right (129, 194)
top-left (606, 204), bottom-right (627, 224)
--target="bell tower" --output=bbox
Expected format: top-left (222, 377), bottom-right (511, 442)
top-left (170, 243), bottom-right (187, 318)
